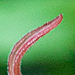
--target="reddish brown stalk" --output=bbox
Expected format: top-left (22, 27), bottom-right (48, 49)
top-left (8, 14), bottom-right (63, 75)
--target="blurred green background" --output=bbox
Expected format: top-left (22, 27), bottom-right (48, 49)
top-left (0, 0), bottom-right (75, 75)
